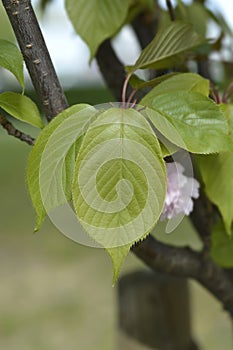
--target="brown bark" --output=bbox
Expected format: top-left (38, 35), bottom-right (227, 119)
top-left (0, 114), bottom-right (35, 145)
top-left (118, 271), bottom-right (199, 350)
top-left (2, 0), bottom-right (68, 121)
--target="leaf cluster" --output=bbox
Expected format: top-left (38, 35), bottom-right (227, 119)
top-left (2, 1), bottom-right (233, 281)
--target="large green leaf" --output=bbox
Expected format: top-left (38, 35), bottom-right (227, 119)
top-left (177, 2), bottom-right (210, 36)
top-left (221, 103), bottom-right (233, 138)
top-left (141, 73), bottom-right (210, 106)
top-left (129, 72), bottom-right (178, 90)
top-left (126, 21), bottom-right (204, 72)
top-left (196, 152), bottom-right (233, 236)
top-left (145, 91), bottom-right (232, 154)
top-left (72, 107), bottom-right (166, 280)
top-left (0, 92), bottom-right (43, 128)
top-left (65, 0), bottom-right (130, 59)
top-left (0, 4), bottom-right (15, 42)
top-left (0, 39), bottom-right (24, 89)
top-left (211, 221), bottom-right (233, 267)
top-left (27, 104), bottom-right (94, 230)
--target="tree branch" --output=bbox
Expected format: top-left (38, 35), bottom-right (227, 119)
top-left (96, 37), bottom-right (233, 318)
top-left (166, 0), bottom-right (176, 22)
top-left (132, 7), bottom-right (162, 82)
top-left (132, 235), bottom-right (233, 318)
top-left (96, 39), bottom-right (132, 101)
top-left (2, 0), bottom-right (68, 121)
top-left (132, 10), bottom-right (157, 49)
top-left (190, 190), bottom-right (213, 254)
top-left (0, 114), bottom-right (35, 145)
top-left (2, 0), bottom-right (232, 320)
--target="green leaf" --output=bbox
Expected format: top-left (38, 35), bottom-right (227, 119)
top-left (27, 104), bottom-right (94, 230)
top-left (220, 103), bottom-right (233, 138)
top-left (129, 72), bottom-right (178, 90)
top-left (107, 244), bottom-right (131, 285)
top-left (211, 221), bottom-right (233, 267)
top-left (126, 21), bottom-right (204, 72)
top-left (65, 0), bottom-right (130, 59)
top-left (72, 107), bottom-right (166, 280)
top-left (0, 39), bottom-right (24, 89)
top-left (196, 152), bottom-right (233, 235)
top-left (141, 73), bottom-right (210, 106)
top-left (145, 91), bottom-right (232, 154)
top-left (0, 92), bottom-right (43, 128)
top-left (177, 2), bottom-right (210, 36)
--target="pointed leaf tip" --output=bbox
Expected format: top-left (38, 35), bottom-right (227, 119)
top-left (72, 106), bottom-right (166, 280)
top-left (0, 39), bottom-right (24, 89)
top-left (65, 0), bottom-right (131, 59)
top-left (107, 244), bottom-right (130, 285)
top-left (0, 92), bottom-right (43, 129)
top-left (127, 21), bottom-right (205, 72)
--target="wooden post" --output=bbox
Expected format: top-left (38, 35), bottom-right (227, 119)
top-left (117, 270), bottom-right (199, 350)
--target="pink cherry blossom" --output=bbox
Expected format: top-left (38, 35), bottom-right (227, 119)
top-left (160, 162), bottom-right (200, 221)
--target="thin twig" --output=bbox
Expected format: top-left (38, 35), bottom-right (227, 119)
top-left (96, 39), bottom-right (133, 101)
top-left (130, 98), bottom-right (137, 109)
top-left (127, 89), bottom-right (137, 107)
top-left (96, 40), bottom-right (145, 102)
top-left (2, 0), bottom-right (68, 121)
top-left (132, 11), bottom-right (157, 49)
top-left (0, 115), bottom-right (35, 145)
top-left (122, 74), bottom-right (132, 104)
top-left (222, 81), bottom-right (233, 103)
top-left (210, 82), bottom-right (221, 104)
top-left (166, 0), bottom-right (176, 21)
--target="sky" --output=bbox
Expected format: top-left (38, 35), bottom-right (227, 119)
top-left (30, 0), bottom-right (233, 87)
